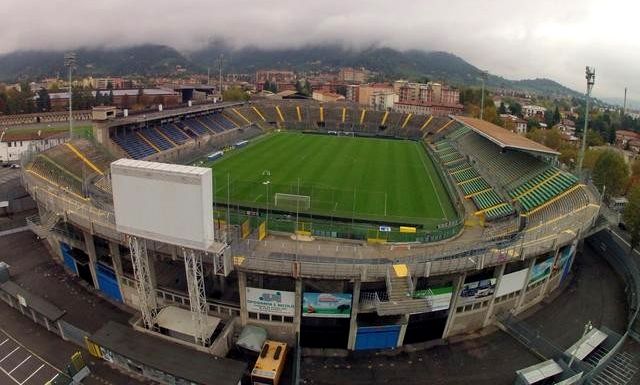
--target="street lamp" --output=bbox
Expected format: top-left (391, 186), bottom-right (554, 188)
top-left (479, 70), bottom-right (488, 120)
top-left (568, 320), bottom-right (593, 369)
top-left (64, 52), bottom-right (77, 140)
top-left (262, 169), bottom-right (271, 230)
top-left (577, 67), bottom-right (596, 174)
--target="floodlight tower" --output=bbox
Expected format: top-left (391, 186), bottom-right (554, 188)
top-left (577, 66), bottom-right (596, 174)
top-left (479, 70), bottom-right (489, 120)
top-left (64, 52), bottom-right (77, 139)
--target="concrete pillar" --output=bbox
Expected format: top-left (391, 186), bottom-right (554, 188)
top-left (442, 273), bottom-right (466, 339)
top-left (294, 279), bottom-right (302, 334)
top-left (238, 271), bottom-right (248, 325)
top-left (109, 241), bottom-right (125, 300)
top-left (347, 280), bottom-right (361, 350)
top-left (396, 314), bottom-right (410, 348)
top-left (82, 231), bottom-right (100, 290)
top-left (483, 264), bottom-right (505, 327)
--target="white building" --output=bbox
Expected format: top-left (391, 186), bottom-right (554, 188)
top-left (500, 114), bottom-right (528, 135)
top-left (0, 130), bottom-right (67, 163)
top-left (522, 105), bottom-right (547, 118)
top-left (369, 90), bottom-right (398, 111)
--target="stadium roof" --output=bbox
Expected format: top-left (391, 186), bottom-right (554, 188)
top-left (452, 115), bottom-right (560, 156)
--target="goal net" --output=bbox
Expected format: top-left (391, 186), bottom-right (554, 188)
top-left (274, 193), bottom-right (311, 210)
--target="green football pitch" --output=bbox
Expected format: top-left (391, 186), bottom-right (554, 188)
top-left (207, 132), bottom-right (456, 226)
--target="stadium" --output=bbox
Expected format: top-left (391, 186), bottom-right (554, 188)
top-left (18, 99), bottom-right (604, 382)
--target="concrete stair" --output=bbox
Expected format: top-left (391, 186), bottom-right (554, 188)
top-left (374, 265), bottom-right (429, 315)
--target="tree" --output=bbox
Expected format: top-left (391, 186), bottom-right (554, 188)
top-left (544, 128), bottom-right (562, 150)
top-left (498, 102), bottom-right (507, 115)
top-left (108, 89), bottom-right (114, 104)
top-left (94, 90), bottom-right (103, 106)
top-left (526, 128), bottom-right (544, 144)
top-left (592, 149), bottom-right (629, 197)
top-left (623, 185), bottom-right (640, 253)
top-left (582, 148), bottom-right (604, 171)
top-left (222, 87), bottom-right (249, 101)
top-left (586, 130), bottom-right (604, 146)
top-left (553, 106), bottom-right (561, 125)
top-left (35, 88), bottom-right (51, 111)
top-left (509, 102), bottom-right (523, 117)
top-left (559, 145), bottom-right (578, 166)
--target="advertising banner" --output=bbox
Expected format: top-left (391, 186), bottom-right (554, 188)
top-left (302, 292), bottom-right (352, 318)
top-left (246, 287), bottom-right (295, 316)
top-left (495, 268), bottom-right (529, 297)
top-left (413, 285), bottom-right (453, 312)
top-left (458, 278), bottom-right (496, 305)
top-left (557, 241), bottom-right (577, 282)
top-left (529, 255), bottom-right (554, 284)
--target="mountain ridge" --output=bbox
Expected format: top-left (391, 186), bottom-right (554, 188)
top-left (0, 43), bottom-right (582, 98)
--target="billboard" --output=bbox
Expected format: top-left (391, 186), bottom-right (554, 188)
top-left (246, 287), bottom-right (295, 317)
top-left (302, 292), bottom-right (352, 318)
top-left (111, 159), bottom-right (214, 250)
top-left (495, 268), bottom-right (529, 297)
top-left (458, 278), bottom-right (496, 305)
top-left (557, 242), bottom-right (577, 282)
top-left (529, 255), bottom-right (554, 284)
top-left (413, 285), bottom-right (453, 312)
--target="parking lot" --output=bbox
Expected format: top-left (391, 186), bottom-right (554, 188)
top-left (0, 330), bottom-right (64, 385)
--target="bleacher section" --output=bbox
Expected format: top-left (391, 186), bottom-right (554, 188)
top-left (26, 138), bottom-right (115, 198)
top-left (139, 128), bottom-right (174, 151)
top-left (432, 139), bottom-right (515, 221)
top-left (159, 124), bottom-right (190, 144)
top-left (448, 126), bottom-right (581, 215)
top-left (113, 132), bottom-right (157, 159)
top-left (110, 109), bottom-right (254, 159)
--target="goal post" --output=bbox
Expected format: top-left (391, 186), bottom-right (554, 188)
top-left (274, 193), bottom-right (311, 210)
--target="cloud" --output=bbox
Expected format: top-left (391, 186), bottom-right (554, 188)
top-left (0, 0), bottom-right (636, 97)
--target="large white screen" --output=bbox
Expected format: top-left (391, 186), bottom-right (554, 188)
top-left (111, 159), bottom-right (213, 250)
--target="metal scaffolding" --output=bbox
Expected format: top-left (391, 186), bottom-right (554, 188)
top-left (128, 235), bottom-right (157, 330)
top-left (183, 247), bottom-right (210, 346)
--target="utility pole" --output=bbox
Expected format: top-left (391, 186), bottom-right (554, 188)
top-left (479, 70), bottom-right (488, 120)
top-left (217, 54), bottom-right (224, 101)
top-left (577, 67), bottom-right (596, 174)
top-left (64, 52), bottom-right (77, 140)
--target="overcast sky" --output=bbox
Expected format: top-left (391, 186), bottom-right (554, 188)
top-left (0, 0), bottom-right (637, 98)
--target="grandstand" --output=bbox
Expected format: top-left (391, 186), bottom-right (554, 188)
top-left (19, 99), bottom-right (602, 367)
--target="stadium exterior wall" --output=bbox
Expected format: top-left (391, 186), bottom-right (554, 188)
top-left (22, 168), bottom-right (598, 349)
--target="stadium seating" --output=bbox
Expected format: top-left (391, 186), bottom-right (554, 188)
top-left (112, 131), bottom-right (158, 159)
top-left (140, 127), bottom-right (174, 151)
top-left (211, 113), bottom-right (237, 130)
top-left (184, 118), bottom-right (211, 136)
top-left (199, 115), bottom-right (225, 133)
top-left (29, 155), bottom-right (84, 197)
top-left (509, 168), bottom-right (578, 213)
top-left (158, 123), bottom-right (190, 144)
top-left (456, 133), bottom-right (548, 187)
top-left (432, 138), bottom-right (515, 221)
